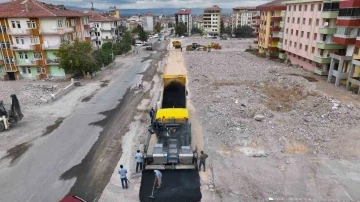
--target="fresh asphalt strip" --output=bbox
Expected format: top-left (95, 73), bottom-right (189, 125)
top-left (139, 170), bottom-right (202, 202)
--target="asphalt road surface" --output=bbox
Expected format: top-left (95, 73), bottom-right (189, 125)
top-left (0, 40), bottom-right (167, 202)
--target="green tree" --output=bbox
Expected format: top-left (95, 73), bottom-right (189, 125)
top-left (191, 27), bottom-right (203, 35)
top-left (233, 25), bottom-right (254, 38)
top-left (123, 31), bottom-right (132, 44)
top-left (117, 25), bottom-right (127, 34)
top-left (224, 26), bottom-right (232, 35)
top-left (175, 22), bottom-right (187, 36)
top-left (168, 22), bottom-right (174, 28)
top-left (55, 39), bottom-right (99, 75)
top-left (220, 20), bottom-right (225, 34)
top-left (154, 22), bottom-right (162, 33)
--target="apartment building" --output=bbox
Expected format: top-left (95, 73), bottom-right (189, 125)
top-left (142, 12), bottom-right (154, 32)
top-left (0, 0), bottom-right (90, 80)
top-left (281, 0), bottom-right (341, 72)
top-left (255, 0), bottom-right (286, 57)
top-left (232, 7), bottom-right (258, 30)
top-left (175, 9), bottom-right (192, 36)
top-left (203, 5), bottom-right (221, 36)
top-left (328, 0), bottom-right (360, 86)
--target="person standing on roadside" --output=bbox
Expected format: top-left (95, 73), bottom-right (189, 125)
top-left (149, 107), bottom-right (155, 124)
top-left (198, 151), bottom-right (208, 172)
top-left (135, 150), bottom-right (143, 172)
top-left (119, 165), bottom-right (128, 189)
top-left (154, 170), bottom-right (162, 188)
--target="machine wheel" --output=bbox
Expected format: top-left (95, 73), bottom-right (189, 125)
top-left (0, 121), bottom-right (5, 132)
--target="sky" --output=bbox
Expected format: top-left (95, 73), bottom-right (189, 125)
top-left (0, 0), bottom-right (272, 9)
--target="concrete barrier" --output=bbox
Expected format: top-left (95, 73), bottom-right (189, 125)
top-left (51, 78), bottom-right (75, 100)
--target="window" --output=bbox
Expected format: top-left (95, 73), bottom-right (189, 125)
top-left (27, 67), bottom-right (31, 74)
top-left (323, 2), bottom-right (339, 12)
top-left (11, 21), bottom-right (16, 28)
top-left (299, 5), bottom-right (302, 11)
top-left (289, 5), bottom-right (291, 11)
top-left (65, 21), bottom-right (69, 27)
top-left (285, 39), bottom-right (287, 45)
top-left (1, 42), bottom-right (6, 49)
top-left (57, 20), bottom-right (63, 28)
top-left (292, 17), bottom-right (295, 23)
top-left (95, 23), bottom-right (100, 28)
top-left (290, 41), bottom-right (292, 46)
top-left (37, 67), bottom-right (41, 74)
top-left (307, 32), bottom-right (310, 38)
top-left (314, 33), bottom-right (317, 40)
top-left (291, 29), bottom-right (293, 35)
top-left (286, 28), bottom-right (288, 34)
top-left (287, 17), bottom-right (290, 23)
top-left (296, 30), bottom-right (298, 36)
top-left (305, 45), bottom-right (308, 51)
top-left (38, 52), bottom-right (43, 59)
top-left (16, 21), bottom-right (21, 28)
top-left (312, 47), bottom-right (315, 53)
top-left (316, 19), bottom-right (319, 26)
top-left (311, 4), bottom-right (314, 11)
top-left (300, 44), bottom-right (302, 49)
top-left (70, 19), bottom-right (75, 26)
top-left (295, 42), bottom-right (297, 48)
top-left (6, 42), bottom-right (10, 48)
top-left (1, 26), bottom-right (6, 33)
top-left (301, 31), bottom-right (304, 37)
top-left (33, 52), bottom-right (36, 58)
top-left (31, 20), bottom-right (36, 28)
top-left (294, 5), bottom-right (296, 11)
top-left (73, 32), bottom-right (76, 39)
top-left (297, 18), bottom-right (300, 24)
top-left (27, 21), bottom-right (31, 28)
top-left (318, 4), bottom-right (322, 11)
top-left (41, 67), bottom-right (46, 74)
top-left (305, 5), bottom-right (307, 11)
top-left (309, 18), bottom-right (312, 25)
top-left (15, 37), bottom-right (19, 44)
top-left (19, 52), bottom-right (23, 59)
top-left (303, 18), bottom-right (305, 24)
top-left (355, 47), bottom-right (359, 55)
top-left (22, 67), bottom-right (26, 74)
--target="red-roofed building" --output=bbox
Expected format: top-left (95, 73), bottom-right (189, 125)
top-left (175, 9), bottom-right (192, 36)
top-left (0, 0), bottom-right (91, 80)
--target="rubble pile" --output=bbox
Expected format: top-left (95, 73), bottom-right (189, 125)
top-left (182, 38), bottom-right (253, 51)
top-left (183, 38), bottom-right (360, 158)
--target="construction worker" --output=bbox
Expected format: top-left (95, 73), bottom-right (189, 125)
top-left (118, 165), bottom-right (128, 189)
top-left (135, 150), bottom-right (143, 172)
top-left (149, 107), bottom-right (155, 124)
top-left (198, 151), bottom-right (208, 172)
top-left (154, 170), bottom-right (162, 188)
top-left (10, 94), bottom-right (23, 120)
top-left (0, 100), bottom-right (7, 117)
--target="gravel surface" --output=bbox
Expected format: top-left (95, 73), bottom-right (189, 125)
top-left (183, 38), bottom-right (360, 201)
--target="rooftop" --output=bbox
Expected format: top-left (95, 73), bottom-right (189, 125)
top-left (233, 6), bottom-right (256, 10)
top-left (204, 5), bottom-right (222, 12)
top-left (256, 0), bottom-right (287, 11)
top-left (83, 10), bottom-right (119, 22)
top-left (176, 9), bottom-right (191, 15)
top-left (0, 0), bottom-right (86, 18)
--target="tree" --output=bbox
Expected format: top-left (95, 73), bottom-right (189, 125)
top-left (220, 20), bottom-right (225, 34)
top-left (168, 22), bottom-right (174, 28)
top-left (117, 25), bottom-right (127, 34)
top-left (56, 39), bottom-right (99, 76)
top-left (223, 26), bottom-right (232, 35)
top-left (175, 22), bottom-right (187, 36)
top-left (133, 24), bottom-right (148, 42)
top-left (233, 25), bottom-right (254, 38)
top-left (154, 22), bottom-right (162, 33)
top-left (191, 27), bottom-right (203, 35)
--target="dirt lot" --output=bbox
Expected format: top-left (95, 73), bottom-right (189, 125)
top-left (182, 38), bottom-right (360, 201)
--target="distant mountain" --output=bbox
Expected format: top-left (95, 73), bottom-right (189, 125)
top-left (63, 6), bottom-right (232, 16)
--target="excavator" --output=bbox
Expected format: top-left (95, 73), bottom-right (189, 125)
top-left (0, 94), bottom-right (23, 132)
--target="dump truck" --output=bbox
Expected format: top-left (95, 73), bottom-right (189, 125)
top-left (172, 40), bottom-right (181, 49)
top-left (144, 50), bottom-right (196, 170)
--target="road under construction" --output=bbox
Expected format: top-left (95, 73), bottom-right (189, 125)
top-left (139, 41), bottom-right (203, 202)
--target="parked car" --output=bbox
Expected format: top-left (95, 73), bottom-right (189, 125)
top-left (59, 195), bottom-right (86, 202)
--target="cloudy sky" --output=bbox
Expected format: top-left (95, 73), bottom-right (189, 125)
top-left (0, 0), bottom-right (272, 9)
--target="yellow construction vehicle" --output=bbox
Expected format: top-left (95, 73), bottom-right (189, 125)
top-left (172, 40), bottom-right (181, 49)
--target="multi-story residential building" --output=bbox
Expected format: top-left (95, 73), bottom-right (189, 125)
top-left (175, 9), bottom-right (192, 36)
top-left (255, 0), bottom-right (286, 57)
top-left (0, 0), bottom-right (90, 80)
top-left (203, 5), bottom-right (221, 36)
top-left (84, 11), bottom-right (119, 48)
top-left (142, 12), bottom-right (154, 32)
top-left (232, 7), bottom-right (258, 30)
top-left (281, 0), bottom-right (342, 72)
top-left (328, 0), bottom-right (359, 86)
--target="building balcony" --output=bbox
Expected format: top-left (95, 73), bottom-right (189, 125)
top-left (279, 32), bottom-right (283, 38)
top-left (278, 42), bottom-right (283, 49)
top-left (314, 55), bottom-right (332, 64)
top-left (41, 44), bottom-right (60, 50)
top-left (253, 40), bottom-right (258, 44)
top-left (280, 21), bottom-right (284, 28)
top-left (270, 26), bottom-right (281, 32)
top-left (83, 24), bottom-right (91, 30)
top-left (102, 36), bottom-right (114, 40)
top-left (321, 11), bottom-right (339, 19)
top-left (281, 11), bottom-right (286, 17)
top-left (356, 36), bottom-right (360, 48)
top-left (0, 59), bottom-right (4, 65)
top-left (271, 16), bottom-right (282, 22)
top-left (7, 28), bottom-right (33, 35)
top-left (254, 32), bottom-right (259, 37)
top-left (333, 34), bottom-right (357, 45)
top-left (330, 53), bottom-right (352, 61)
top-left (39, 27), bottom-right (74, 35)
top-left (279, 52), bottom-right (286, 60)
top-left (91, 35), bottom-right (98, 41)
top-left (252, 16), bottom-right (260, 19)
top-left (253, 24), bottom-right (260, 28)
top-left (268, 45), bottom-right (278, 51)
top-left (339, 0), bottom-right (360, 8)
top-left (46, 58), bottom-right (60, 65)
top-left (16, 59), bottom-right (39, 66)
top-left (319, 27), bottom-right (337, 34)
top-left (269, 37), bottom-right (279, 42)
top-left (84, 36), bottom-right (91, 41)
top-left (316, 42), bottom-right (344, 49)
top-left (11, 44), bottom-right (36, 51)
top-left (336, 18), bottom-right (360, 27)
